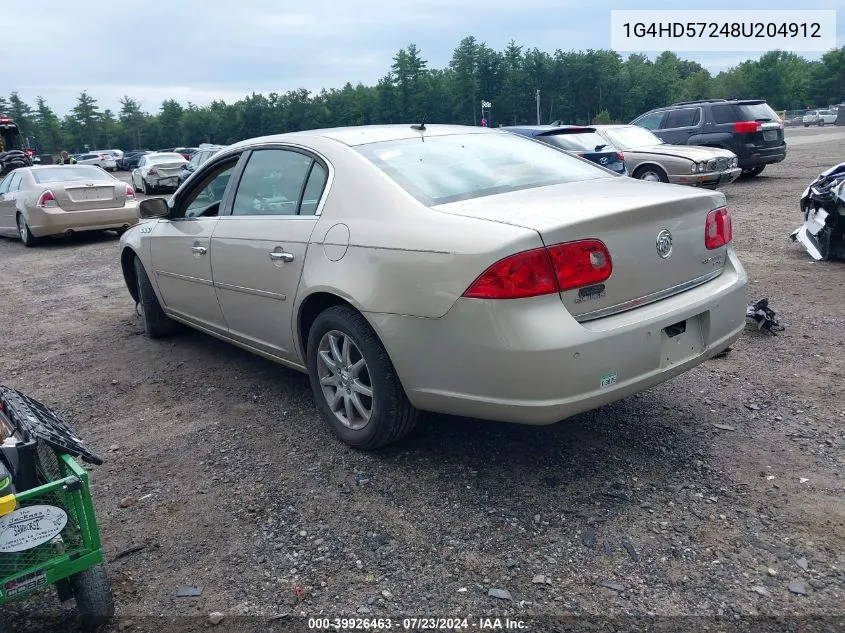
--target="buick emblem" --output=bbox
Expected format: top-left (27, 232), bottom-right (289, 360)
top-left (599, 157), bottom-right (608, 164)
top-left (656, 229), bottom-right (673, 259)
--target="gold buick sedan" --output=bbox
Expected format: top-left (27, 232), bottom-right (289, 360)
top-left (0, 165), bottom-right (139, 246)
top-left (118, 125), bottom-right (748, 450)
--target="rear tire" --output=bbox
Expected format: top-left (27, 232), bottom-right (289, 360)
top-left (134, 257), bottom-right (180, 338)
top-left (71, 565), bottom-right (114, 631)
top-left (633, 165), bottom-right (668, 183)
top-left (307, 305), bottom-right (418, 450)
top-left (16, 213), bottom-right (38, 247)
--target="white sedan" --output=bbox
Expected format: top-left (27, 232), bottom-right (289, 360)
top-left (131, 152), bottom-right (188, 194)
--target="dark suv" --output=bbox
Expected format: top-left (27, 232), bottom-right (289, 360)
top-left (631, 99), bottom-right (786, 177)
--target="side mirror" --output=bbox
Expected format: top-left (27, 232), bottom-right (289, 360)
top-left (139, 197), bottom-right (170, 219)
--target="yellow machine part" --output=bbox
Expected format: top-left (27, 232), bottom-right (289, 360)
top-left (0, 494), bottom-right (16, 517)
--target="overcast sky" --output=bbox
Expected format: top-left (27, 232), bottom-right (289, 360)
top-left (6, 0), bottom-right (843, 116)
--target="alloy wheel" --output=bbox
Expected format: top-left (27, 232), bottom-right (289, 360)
top-left (316, 330), bottom-right (374, 431)
top-left (17, 215), bottom-right (28, 241)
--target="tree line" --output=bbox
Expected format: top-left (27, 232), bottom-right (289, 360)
top-left (3, 39), bottom-right (843, 154)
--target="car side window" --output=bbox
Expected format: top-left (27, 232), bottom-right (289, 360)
top-left (7, 173), bottom-right (22, 192)
top-left (664, 108), bottom-right (700, 128)
top-left (633, 111), bottom-right (665, 130)
top-left (137, 157), bottom-right (146, 168)
top-left (711, 105), bottom-right (736, 124)
top-left (0, 173), bottom-right (12, 194)
top-left (231, 149), bottom-right (314, 217)
top-left (299, 163), bottom-right (329, 215)
top-left (178, 161), bottom-right (238, 219)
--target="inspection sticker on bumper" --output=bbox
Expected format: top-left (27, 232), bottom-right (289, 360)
top-left (600, 372), bottom-right (618, 389)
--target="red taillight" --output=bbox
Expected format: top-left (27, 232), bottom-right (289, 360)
top-left (705, 206), bottom-right (732, 250)
top-left (733, 121), bottom-right (760, 133)
top-left (126, 184), bottom-right (136, 199)
top-left (577, 153), bottom-right (586, 157)
top-left (462, 239), bottom-right (613, 299)
top-left (148, 167), bottom-right (157, 175)
top-left (616, 151), bottom-right (625, 161)
top-left (547, 240), bottom-right (613, 291)
top-left (37, 190), bottom-right (57, 208)
top-left (463, 248), bottom-right (558, 299)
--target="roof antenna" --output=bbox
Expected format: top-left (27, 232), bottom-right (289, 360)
top-left (411, 113), bottom-right (427, 131)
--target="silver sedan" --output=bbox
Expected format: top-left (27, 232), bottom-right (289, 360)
top-left (119, 125), bottom-right (748, 450)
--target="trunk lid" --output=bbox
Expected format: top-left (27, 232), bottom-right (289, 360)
top-left (53, 181), bottom-right (125, 211)
top-left (434, 177), bottom-right (728, 320)
top-left (150, 162), bottom-right (185, 177)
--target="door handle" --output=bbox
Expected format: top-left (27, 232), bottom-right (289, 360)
top-left (269, 251), bottom-right (294, 263)
top-left (191, 246), bottom-right (207, 255)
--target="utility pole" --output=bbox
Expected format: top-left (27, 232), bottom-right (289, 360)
top-left (536, 90), bottom-right (541, 125)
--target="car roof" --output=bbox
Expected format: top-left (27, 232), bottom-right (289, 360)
top-left (226, 124), bottom-right (493, 150)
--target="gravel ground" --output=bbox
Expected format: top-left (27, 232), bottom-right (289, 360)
top-left (2, 127), bottom-right (844, 632)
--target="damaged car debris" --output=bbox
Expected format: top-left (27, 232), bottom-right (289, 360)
top-left (791, 161), bottom-right (845, 260)
top-left (746, 298), bottom-right (784, 334)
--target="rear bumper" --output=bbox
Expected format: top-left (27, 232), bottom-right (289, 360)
top-left (737, 144), bottom-right (786, 168)
top-left (670, 167), bottom-right (741, 188)
top-left (27, 203), bottom-right (140, 237)
top-left (146, 175), bottom-right (181, 190)
top-left (368, 249), bottom-right (748, 425)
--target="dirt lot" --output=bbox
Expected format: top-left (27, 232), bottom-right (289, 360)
top-left (2, 128), bottom-right (845, 632)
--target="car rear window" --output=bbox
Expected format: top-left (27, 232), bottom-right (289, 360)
top-left (355, 132), bottom-right (609, 205)
top-left (712, 102), bottom-right (780, 124)
top-left (148, 153), bottom-right (186, 163)
top-left (540, 131), bottom-right (614, 152)
top-left (734, 102), bottom-right (780, 122)
top-left (33, 166), bottom-right (114, 183)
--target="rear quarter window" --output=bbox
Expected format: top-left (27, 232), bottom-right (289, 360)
top-left (710, 105), bottom-right (737, 124)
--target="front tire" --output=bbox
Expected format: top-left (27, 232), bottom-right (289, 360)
top-left (71, 565), bottom-right (114, 631)
top-left (634, 165), bottom-right (669, 183)
top-left (134, 257), bottom-right (180, 338)
top-left (307, 305), bottom-right (418, 450)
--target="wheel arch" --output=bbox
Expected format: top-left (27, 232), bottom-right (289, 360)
top-left (120, 247), bottom-right (141, 304)
top-left (296, 291), bottom-right (366, 364)
top-left (632, 162), bottom-right (668, 178)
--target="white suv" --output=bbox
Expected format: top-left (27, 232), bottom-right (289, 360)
top-left (803, 110), bottom-right (837, 127)
top-left (76, 152), bottom-right (118, 171)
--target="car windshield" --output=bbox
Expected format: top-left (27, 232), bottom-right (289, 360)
top-left (735, 103), bottom-right (780, 122)
top-left (148, 153), bottom-right (185, 163)
top-left (33, 166), bottom-right (114, 183)
top-left (541, 131), bottom-right (613, 152)
top-left (603, 126), bottom-right (663, 150)
top-left (355, 132), bottom-right (610, 205)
